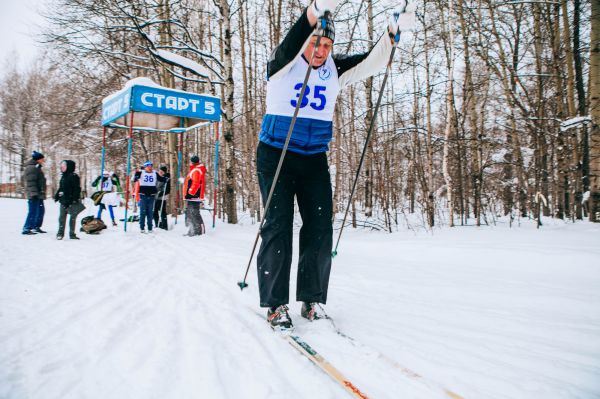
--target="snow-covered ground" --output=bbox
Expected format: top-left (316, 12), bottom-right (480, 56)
top-left (1, 198), bottom-right (599, 399)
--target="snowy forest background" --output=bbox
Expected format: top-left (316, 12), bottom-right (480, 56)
top-left (0, 0), bottom-right (598, 230)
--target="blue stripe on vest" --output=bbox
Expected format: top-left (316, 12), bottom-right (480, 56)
top-left (259, 114), bottom-right (333, 155)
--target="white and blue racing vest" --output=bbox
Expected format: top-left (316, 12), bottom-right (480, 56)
top-left (101, 178), bottom-right (113, 192)
top-left (260, 55), bottom-right (340, 154)
top-left (139, 171), bottom-right (157, 187)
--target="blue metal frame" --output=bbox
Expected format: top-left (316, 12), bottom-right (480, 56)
top-left (100, 83), bottom-right (221, 233)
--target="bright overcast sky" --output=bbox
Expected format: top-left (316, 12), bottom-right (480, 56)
top-left (0, 0), bottom-right (47, 72)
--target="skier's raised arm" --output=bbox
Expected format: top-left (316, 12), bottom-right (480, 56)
top-left (334, 33), bottom-right (394, 88)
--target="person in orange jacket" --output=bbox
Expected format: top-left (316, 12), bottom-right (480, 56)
top-left (183, 155), bottom-right (207, 236)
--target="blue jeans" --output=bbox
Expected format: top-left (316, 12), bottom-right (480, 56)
top-left (139, 195), bottom-right (155, 231)
top-left (97, 204), bottom-right (115, 221)
top-left (23, 198), bottom-right (45, 232)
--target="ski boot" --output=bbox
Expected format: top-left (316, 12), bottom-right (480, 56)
top-left (301, 302), bottom-right (323, 321)
top-left (267, 305), bottom-right (293, 330)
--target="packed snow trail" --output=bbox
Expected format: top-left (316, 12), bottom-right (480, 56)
top-left (1, 198), bottom-right (600, 399)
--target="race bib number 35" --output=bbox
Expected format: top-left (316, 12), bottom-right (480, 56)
top-left (290, 84), bottom-right (327, 111)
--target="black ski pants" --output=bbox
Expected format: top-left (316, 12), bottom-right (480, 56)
top-left (256, 142), bottom-right (333, 308)
top-left (57, 204), bottom-right (77, 236)
top-left (153, 199), bottom-right (168, 229)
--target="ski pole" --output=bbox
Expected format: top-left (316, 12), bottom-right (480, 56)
top-left (238, 13), bottom-right (331, 290)
top-left (158, 177), bottom-right (169, 222)
top-left (332, 15), bottom-right (402, 258)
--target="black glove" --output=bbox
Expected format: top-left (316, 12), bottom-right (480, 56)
top-left (185, 193), bottom-right (192, 199)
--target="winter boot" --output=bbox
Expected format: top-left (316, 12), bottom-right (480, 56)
top-left (22, 230), bottom-right (36, 235)
top-left (112, 220), bottom-right (117, 227)
top-left (69, 233), bottom-right (80, 240)
top-left (56, 234), bottom-right (64, 240)
top-left (301, 302), bottom-right (323, 321)
top-left (267, 305), bottom-right (293, 330)
top-left (34, 228), bottom-right (47, 233)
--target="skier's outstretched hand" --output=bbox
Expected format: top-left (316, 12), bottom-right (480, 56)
top-left (388, 1), bottom-right (416, 39)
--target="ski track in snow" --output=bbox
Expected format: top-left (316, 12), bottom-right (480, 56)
top-left (1, 198), bottom-right (600, 399)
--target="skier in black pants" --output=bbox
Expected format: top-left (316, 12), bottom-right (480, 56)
top-left (257, 0), bottom-right (409, 328)
top-left (54, 160), bottom-right (82, 240)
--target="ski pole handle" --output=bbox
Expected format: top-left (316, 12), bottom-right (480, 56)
top-left (393, 12), bottom-right (401, 43)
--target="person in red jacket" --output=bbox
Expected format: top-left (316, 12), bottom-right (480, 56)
top-left (184, 155), bottom-right (206, 236)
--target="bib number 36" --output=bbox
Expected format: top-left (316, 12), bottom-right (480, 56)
top-left (290, 84), bottom-right (327, 111)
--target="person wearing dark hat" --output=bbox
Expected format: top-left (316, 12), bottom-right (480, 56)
top-left (255, 0), bottom-right (411, 328)
top-left (132, 161), bottom-right (167, 233)
top-left (183, 156), bottom-right (206, 236)
top-left (153, 164), bottom-right (171, 230)
top-left (22, 150), bottom-right (47, 235)
top-left (54, 160), bottom-right (82, 240)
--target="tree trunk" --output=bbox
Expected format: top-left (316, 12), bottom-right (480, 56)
top-left (424, 10), bottom-right (435, 227)
top-left (442, 0), bottom-right (456, 227)
top-left (218, 0), bottom-right (238, 224)
top-left (364, 0), bottom-right (374, 218)
top-left (588, 0), bottom-right (600, 221)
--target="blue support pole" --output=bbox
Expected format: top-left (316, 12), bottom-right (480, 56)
top-left (99, 126), bottom-right (106, 221)
top-left (123, 111), bottom-right (135, 232)
top-left (100, 126), bottom-right (106, 186)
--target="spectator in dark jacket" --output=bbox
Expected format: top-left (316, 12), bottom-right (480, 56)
top-left (22, 151), bottom-right (47, 235)
top-left (153, 165), bottom-right (171, 230)
top-left (54, 160), bottom-right (82, 240)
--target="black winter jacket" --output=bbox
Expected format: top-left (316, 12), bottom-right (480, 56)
top-left (22, 159), bottom-right (46, 199)
top-left (54, 160), bottom-right (81, 207)
top-left (155, 172), bottom-right (171, 200)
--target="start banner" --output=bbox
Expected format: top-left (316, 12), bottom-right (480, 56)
top-left (102, 84), bottom-right (221, 126)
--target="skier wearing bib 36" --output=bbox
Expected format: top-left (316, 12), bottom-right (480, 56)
top-left (257, 0), bottom-right (411, 329)
top-left (133, 161), bottom-right (167, 233)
